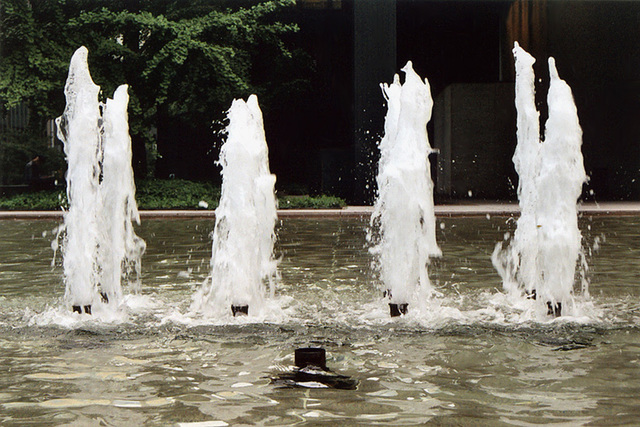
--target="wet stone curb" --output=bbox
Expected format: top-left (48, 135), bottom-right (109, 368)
top-left (1, 202), bottom-right (640, 220)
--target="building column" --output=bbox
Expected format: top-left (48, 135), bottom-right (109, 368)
top-left (352, 0), bottom-right (396, 204)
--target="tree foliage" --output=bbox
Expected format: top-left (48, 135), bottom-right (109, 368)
top-left (0, 0), bottom-right (300, 182)
top-left (0, 0), bottom-right (71, 119)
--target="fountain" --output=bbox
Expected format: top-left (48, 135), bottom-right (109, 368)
top-left (54, 46), bottom-right (146, 314)
top-left (492, 43), bottom-right (588, 317)
top-left (3, 34), bottom-right (640, 427)
top-left (369, 61), bottom-right (441, 317)
top-left (98, 85), bottom-right (147, 303)
top-left (191, 95), bottom-right (278, 318)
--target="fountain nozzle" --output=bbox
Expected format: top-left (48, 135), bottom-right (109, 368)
top-left (547, 301), bottom-right (562, 317)
top-left (72, 305), bottom-right (92, 315)
top-left (231, 305), bottom-right (249, 316)
top-left (389, 303), bottom-right (408, 317)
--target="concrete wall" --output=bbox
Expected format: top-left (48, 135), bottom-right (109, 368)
top-left (546, 1), bottom-right (640, 200)
top-left (433, 83), bottom-right (517, 200)
top-left (432, 1), bottom-right (640, 201)
top-left (352, 0), bottom-right (396, 204)
top-left (303, 1), bottom-right (640, 201)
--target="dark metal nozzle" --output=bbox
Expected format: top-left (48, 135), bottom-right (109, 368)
top-left (389, 303), bottom-right (408, 317)
top-left (547, 301), bottom-right (562, 317)
top-left (72, 305), bottom-right (92, 315)
top-left (231, 305), bottom-right (248, 316)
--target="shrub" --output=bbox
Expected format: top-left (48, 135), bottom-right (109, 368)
top-left (135, 179), bottom-right (220, 210)
top-left (278, 195), bottom-right (346, 209)
top-left (0, 179), bottom-right (346, 210)
top-left (0, 190), bottom-right (67, 211)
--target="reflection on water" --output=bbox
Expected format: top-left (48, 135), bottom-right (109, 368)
top-left (0, 216), bottom-right (639, 425)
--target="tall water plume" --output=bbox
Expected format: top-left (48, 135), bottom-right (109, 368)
top-left (98, 85), bottom-right (147, 303)
top-left (191, 95), bottom-right (278, 318)
top-left (55, 46), bottom-right (145, 314)
top-left (369, 61), bottom-right (441, 317)
top-left (492, 43), bottom-right (587, 316)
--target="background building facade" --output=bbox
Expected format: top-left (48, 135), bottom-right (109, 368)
top-left (298, 0), bottom-right (640, 203)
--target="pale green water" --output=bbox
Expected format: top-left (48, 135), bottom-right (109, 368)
top-left (0, 216), bottom-right (639, 425)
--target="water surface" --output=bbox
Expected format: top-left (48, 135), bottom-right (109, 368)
top-left (0, 216), bottom-right (638, 425)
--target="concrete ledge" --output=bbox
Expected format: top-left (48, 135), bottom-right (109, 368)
top-left (1, 202), bottom-right (640, 220)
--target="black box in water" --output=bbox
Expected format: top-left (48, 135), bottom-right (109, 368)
top-left (295, 347), bottom-right (326, 370)
top-left (271, 347), bottom-right (358, 390)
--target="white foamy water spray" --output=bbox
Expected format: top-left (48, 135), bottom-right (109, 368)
top-left (369, 61), bottom-right (441, 315)
top-left (492, 43), bottom-right (587, 316)
top-left (99, 85), bottom-right (147, 301)
top-left (191, 95), bottom-right (278, 318)
top-left (55, 46), bottom-right (145, 313)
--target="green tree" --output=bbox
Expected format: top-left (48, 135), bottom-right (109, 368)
top-left (0, 0), bottom-right (299, 183)
top-left (0, 0), bottom-right (71, 184)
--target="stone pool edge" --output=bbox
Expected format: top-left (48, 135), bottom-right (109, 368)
top-left (1, 202), bottom-right (640, 219)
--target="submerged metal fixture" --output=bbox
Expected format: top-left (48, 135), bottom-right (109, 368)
top-left (547, 301), bottom-right (562, 317)
top-left (231, 305), bottom-right (249, 316)
top-left (72, 305), bottom-right (92, 314)
top-left (271, 347), bottom-right (358, 390)
top-left (389, 303), bottom-right (408, 317)
top-left (384, 289), bottom-right (408, 317)
top-left (295, 347), bottom-right (327, 370)
top-left (527, 289), bottom-right (562, 317)
top-left (100, 292), bottom-right (109, 304)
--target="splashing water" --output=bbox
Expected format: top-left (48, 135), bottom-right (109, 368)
top-left (492, 43), bottom-right (588, 316)
top-left (99, 85), bottom-right (147, 300)
top-left (191, 95), bottom-right (278, 318)
top-left (369, 61), bottom-right (441, 314)
top-left (55, 46), bottom-right (145, 313)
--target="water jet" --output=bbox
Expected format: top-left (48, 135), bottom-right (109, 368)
top-left (370, 61), bottom-right (441, 317)
top-left (492, 43), bottom-right (587, 317)
top-left (192, 95), bottom-right (278, 319)
top-left (55, 46), bottom-right (145, 313)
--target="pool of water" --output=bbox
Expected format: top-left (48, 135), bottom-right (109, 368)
top-left (0, 215), bottom-right (639, 425)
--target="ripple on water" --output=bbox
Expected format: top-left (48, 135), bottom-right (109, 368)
top-left (1, 217), bottom-right (640, 425)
